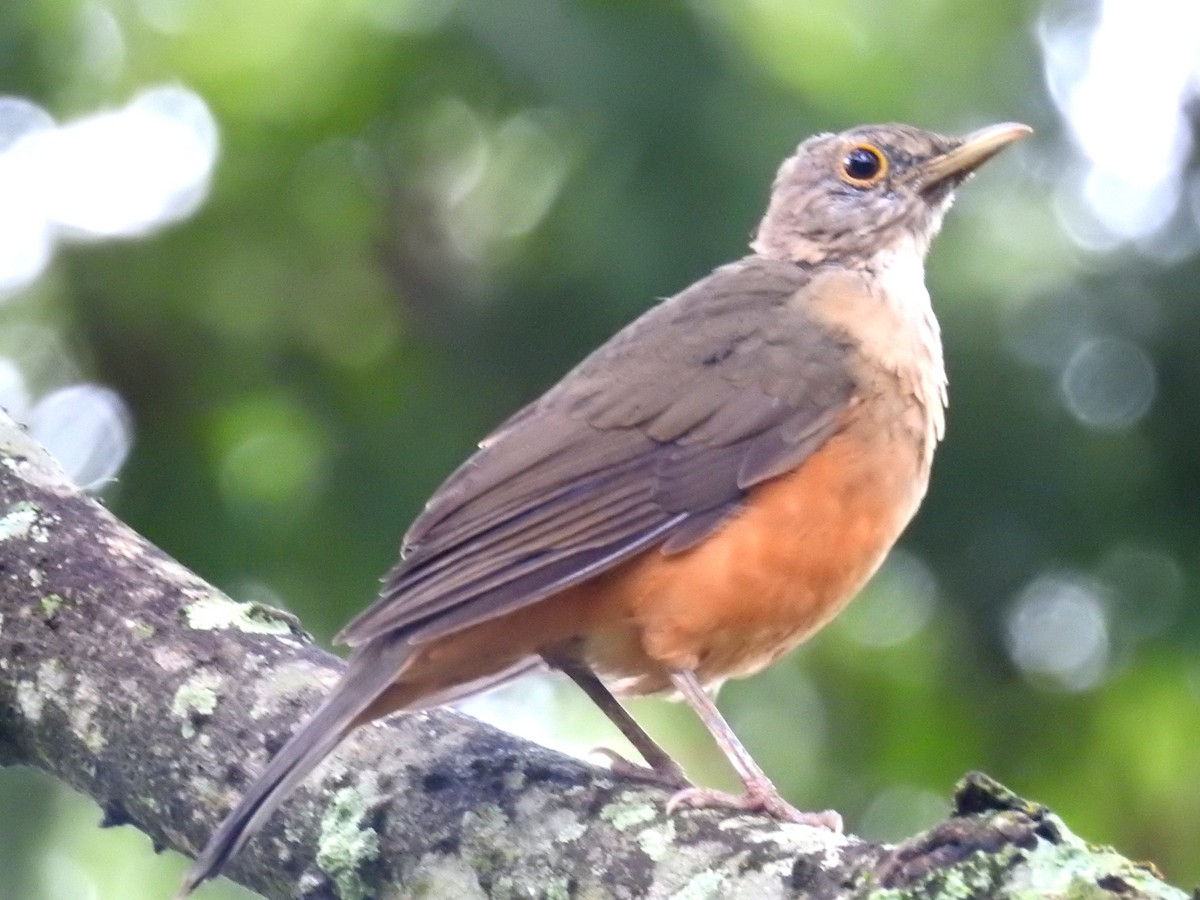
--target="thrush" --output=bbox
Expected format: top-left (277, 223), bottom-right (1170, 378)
top-left (177, 120), bottom-right (1031, 896)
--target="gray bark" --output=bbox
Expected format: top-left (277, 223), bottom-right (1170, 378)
top-left (0, 410), bottom-right (1186, 900)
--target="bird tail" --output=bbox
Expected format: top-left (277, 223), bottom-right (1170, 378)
top-left (175, 637), bottom-right (414, 899)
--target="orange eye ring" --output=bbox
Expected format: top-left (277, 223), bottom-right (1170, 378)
top-left (839, 143), bottom-right (888, 186)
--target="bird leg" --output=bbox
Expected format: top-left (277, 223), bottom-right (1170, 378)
top-left (546, 653), bottom-right (691, 789)
top-left (667, 670), bottom-right (842, 830)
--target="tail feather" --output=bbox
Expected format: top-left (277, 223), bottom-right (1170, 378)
top-left (175, 638), bottom-right (414, 899)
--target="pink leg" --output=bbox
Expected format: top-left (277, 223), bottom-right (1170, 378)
top-left (667, 670), bottom-right (842, 830)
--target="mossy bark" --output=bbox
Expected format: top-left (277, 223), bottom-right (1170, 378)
top-left (0, 411), bottom-right (1186, 900)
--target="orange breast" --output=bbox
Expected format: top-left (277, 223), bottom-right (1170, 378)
top-left (392, 408), bottom-right (932, 707)
top-left (572, 417), bottom-right (931, 695)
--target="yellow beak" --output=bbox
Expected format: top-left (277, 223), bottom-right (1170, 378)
top-left (916, 122), bottom-right (1033, 189)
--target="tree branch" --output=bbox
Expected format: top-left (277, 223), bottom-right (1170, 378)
top-left (0, 410), bottom-right (1186, 899)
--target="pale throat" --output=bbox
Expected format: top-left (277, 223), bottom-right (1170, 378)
top-left (867, 233), bottom-right (950, 441)
top-left (870, 234), bottom-right (934, 326)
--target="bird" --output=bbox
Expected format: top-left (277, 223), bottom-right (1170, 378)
top-left (176, 120), bottom-right (1031, 896)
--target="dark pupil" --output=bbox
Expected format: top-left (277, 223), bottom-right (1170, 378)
top-left (844, 147), bottom-right (881, 180)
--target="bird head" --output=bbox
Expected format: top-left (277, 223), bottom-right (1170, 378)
top-left (752, 122), bottom-right (1032, 266)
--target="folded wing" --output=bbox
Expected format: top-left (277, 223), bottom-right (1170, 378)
top-left (337, 257), bottom-right (856, 647)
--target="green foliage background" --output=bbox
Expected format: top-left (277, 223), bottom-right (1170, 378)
top-left (1, 1), bottom-right (1198, 896)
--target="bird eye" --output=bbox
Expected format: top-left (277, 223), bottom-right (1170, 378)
top-left (840, 144), bottom-right (887, 185)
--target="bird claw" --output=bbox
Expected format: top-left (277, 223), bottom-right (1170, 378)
top-left (587, 747), bottom-right (692, 790)
top-left (666, 785), bottom-right (843, 831)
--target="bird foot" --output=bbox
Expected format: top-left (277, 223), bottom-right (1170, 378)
top-left (666, 785), bottom-right (843, 831)
top-left (588, 747), bottom-right (692, 790)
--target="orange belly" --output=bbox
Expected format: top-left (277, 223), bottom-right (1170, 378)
top-left (396, 417), bottom-right (930, 704)
top-left (574, 420), bottom-right (930, 694)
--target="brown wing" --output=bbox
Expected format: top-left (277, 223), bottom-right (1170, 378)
top-left (336, 256), bottom-right (856, 648)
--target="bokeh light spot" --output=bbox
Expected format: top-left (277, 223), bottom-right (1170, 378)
top-left (1006, 571), bottom-right (1111, 692)
top-left (0, 100), bottom-right (56, 295)
top-left (0, 86), bottom-right (218, 294)
top-left (837, 549), bottom-right (937, 648)
top-left (419, 101), bottom-right (574, 265)
top-left (1059, 336), bottom-right (1156, 430)
top-left (1040, 0), bottom-right (1200, 249)
top-left (26, 385), bottom-right (132, 491)
top-left (211, 394), bottom-right (331, 517)
top-left (78, 1), bottom-right (126, 83)
top-left (35, 86), bottom-right (218, 238)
